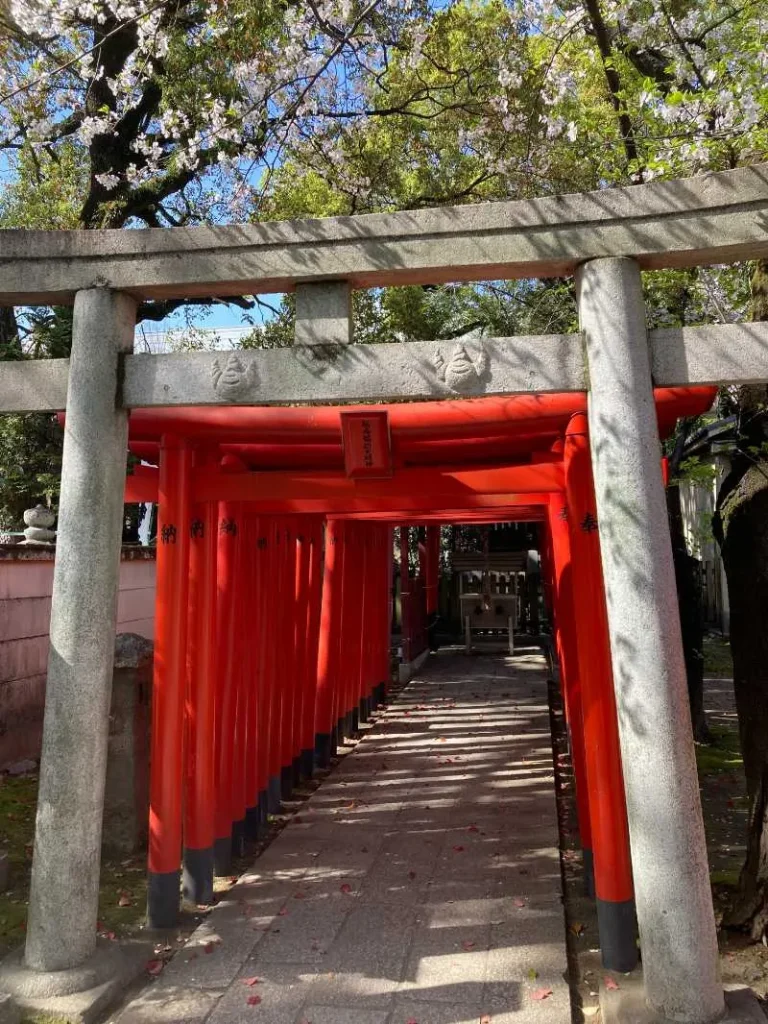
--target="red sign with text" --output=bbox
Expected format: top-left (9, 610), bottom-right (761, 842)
top-left (340, 411), bottom-right (393, 478)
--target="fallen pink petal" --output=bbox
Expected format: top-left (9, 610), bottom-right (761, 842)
top-left (531, 987), bottom-right (553, 1001)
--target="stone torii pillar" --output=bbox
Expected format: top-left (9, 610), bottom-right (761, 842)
top-left (577, 257), bottom-right (723, 1023)
top-left (26, 290), bottom-right (136, 973)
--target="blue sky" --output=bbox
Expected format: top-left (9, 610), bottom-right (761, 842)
top-left (153, 294), bottom-right (283, 332)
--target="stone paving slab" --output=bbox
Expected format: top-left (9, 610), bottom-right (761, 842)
top-left (111, 649), bottom-right (570, 1024)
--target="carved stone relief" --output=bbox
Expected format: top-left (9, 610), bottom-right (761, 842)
top-left (433, 342), bottom-right (489, 393)
top-left (211, 352), bottom-right (258, 401)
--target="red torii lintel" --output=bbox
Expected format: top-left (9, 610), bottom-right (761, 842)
top-left (125, 387), bottom-right (714, 444)
top-left (128, 436), bottom-right (562, 470)
top-left (331, 505), bottom-right (549, 524)
top-left (125, 463), bottom-right (564, 508)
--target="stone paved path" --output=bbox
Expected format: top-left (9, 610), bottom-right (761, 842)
top-left (114, 648), bottom-right (570, 1024)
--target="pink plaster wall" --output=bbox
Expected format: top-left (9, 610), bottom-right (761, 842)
top-left (0, 553), bottom-right (155, 768)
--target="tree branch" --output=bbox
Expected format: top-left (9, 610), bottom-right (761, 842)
top-left (138, 295), bottom-right (255, 323)
top-left (581, 0), bottom-right (641, 175)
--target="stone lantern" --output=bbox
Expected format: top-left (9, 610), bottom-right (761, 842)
top-left (21, 504), bottom-right (56, 546)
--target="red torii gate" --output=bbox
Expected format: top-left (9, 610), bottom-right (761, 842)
top-left (121, 386), bottom-right (714, 974)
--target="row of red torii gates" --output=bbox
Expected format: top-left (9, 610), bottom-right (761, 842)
top-left (7, 165), bottom-right (768, 1022)
top-left (120, 386), bottom-right (714, 975)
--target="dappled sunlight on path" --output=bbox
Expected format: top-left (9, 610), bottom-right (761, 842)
top-left (113, 650), bottom-right (569, 1024)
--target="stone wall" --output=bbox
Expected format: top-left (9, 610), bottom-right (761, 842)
top-left (0, 547), bottom-right (156, 768)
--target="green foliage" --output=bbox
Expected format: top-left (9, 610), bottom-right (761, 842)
top-left (0, 774), bottom-right (37, 953)
top-left (238, 279), bottom-right (577, 350)
top-left (3, 0), bottom-right (768, 514)
top-left (703, 635), bottom-right (734, 679)
top-left (677, 456), bottom-right (718, 487)
top-left (709, 868), bottom-right (740, 889)
top-left (695, 725), bottom-right (743, 774)
top-left (0, 414), bottom-right (63, 529)
top-left (0, 168), bottom-right (78, 525)
top-left (0, 772), bottom-right (147, 960)
top-left (0, 145), bottom-right (86, 230)
top-left (0, 307), bottom-right (72, 528)
top-left (240, 295), bottom-right (296, 350)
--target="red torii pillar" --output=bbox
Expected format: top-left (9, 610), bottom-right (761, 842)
top-left (300, 518), bottom-right (323, 776)
top-left (278, 518), bottom-right (297, 800)
top-left (564, 413), bottom-right (637, 972)
top-left (182, 462), bottom-right (217, 905)
top-left (545, 492), bottom-right (595, 897)
top-left (340, 522), bottom-right (365, 740)
top-left (380, 526), bottom-right (395, 703)
top-left (331, 520), bottom-right (348, 754)
top-left (254, 517), bottom-right (271, 835)
top-left (400, 525), bottom-right (411, 665)
top-left (230, 503), bottom-right (249, 857)
top-left (148, 434), bottom-right (192, 927)
top-left (364, 527), bottom-right (380, 715)
top-left (243, 509), bottom-right (262, 841)
top-left (371, 525), bottom-right (392, 709)
top-left (282, 522), bottom-right (310, 796)
top-left (315, 519), bottom-right (342, 768)
top-left (425, 524), bottom-right (440, 651)
top-left (213, 500), bottom-right (240, 875)
top-left (356, 527), bottom-right (372, 724)
top-left (262, 517), bottom-right (282, 815)
top-left (275, 516), bottom-right (296, 803)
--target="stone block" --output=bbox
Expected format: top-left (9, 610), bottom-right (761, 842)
top-left (600, 975), bottom-right (766, 1024)
top-left (0, 937), bottom-right (155, 1024)
top-left (3, 164), bottom-right (768, 310)
top-left (114, 984), bottom-right (221, 1024)
top-left (302, 1007), bottom-right (389, 1024)
top-left (295, 282), bottom-right (352, 348)
top-left (159, 913), bottom-right (262, 991)
top-left (103, 633), bottom-right (153, 854)
top-left (399, 919), bottom-right (490, 1005)
top-left (206, 963), bottom-right (317, 1024)
top-left (251, 897), bottom-right (351, 964)
top-left (392, 997), bottom-right (487, 1024)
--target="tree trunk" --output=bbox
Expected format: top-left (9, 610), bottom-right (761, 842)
top-left (714, 257), bottom-right (768, 938)
top-left (0, 307), bottom-right (22, 358)
top-left (715, 464), bottom-right (768, 938)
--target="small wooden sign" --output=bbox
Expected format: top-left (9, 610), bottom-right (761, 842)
top-left (340, 411), bottom-right (393, 478)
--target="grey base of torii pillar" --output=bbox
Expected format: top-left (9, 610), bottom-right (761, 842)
top-left (599, 973), bottom-right (765, 1024)
top-left (578, 258), bottom-right (724, 1024)
top-left (0, 290), bottom-right (146, 1019)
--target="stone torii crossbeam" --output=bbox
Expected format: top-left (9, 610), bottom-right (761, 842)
top-left (2, 163), bottom-right (768, 1024)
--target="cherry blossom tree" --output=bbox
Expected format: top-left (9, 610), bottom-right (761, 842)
top-left (3, 0), bottom-right (768, 935)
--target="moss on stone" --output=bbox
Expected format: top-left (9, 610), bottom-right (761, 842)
top-left (718, 462), bottom-right (768, 539)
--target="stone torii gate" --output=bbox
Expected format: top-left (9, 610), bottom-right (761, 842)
top-left (3, 164), bottom-right (768, 1023)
